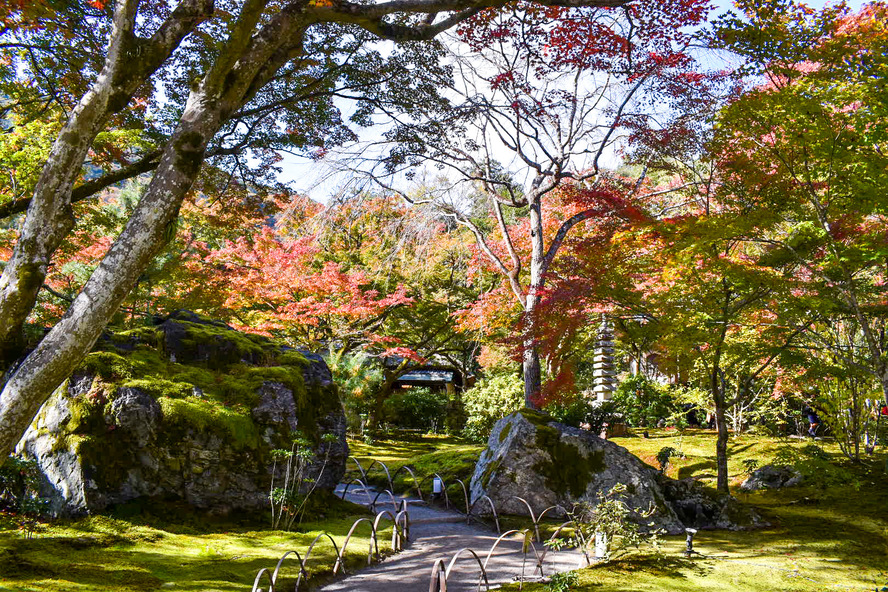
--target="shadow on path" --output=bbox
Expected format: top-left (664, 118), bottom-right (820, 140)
top-left (318, 485), bottom-right (585, 592)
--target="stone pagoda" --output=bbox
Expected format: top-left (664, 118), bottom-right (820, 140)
top-left (591, 315), bottom-right (617, 401)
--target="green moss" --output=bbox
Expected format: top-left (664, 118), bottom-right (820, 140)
top-left (166, 320), bottom-right (278, 369)
top-left (480, 457), bottom-right (501, 489)
top-left (43, 319), bottom-right (342, 487)
top-left (45, 379), bottom-right (110, 454)
top-left (120, 378), bottom-right (192, 399)
top-left (157, 397), bottom-right (259, 450)
top-left (17, 262), bottom-right (44, 292)
top-left (0, 503), bottom-right (379, 592)
top-left (110, 326), bottom-right (163, 348)
top-left (533, 424), bottom-right (605, 497)
top-left (498, 421), bottom-right (512, 443)
top-left (278, 350), bottom-right (309, 366)
top-left (87, 346), bottom-right (327, 440)
top-left (77, 352), bottom-right (134, 380)
top-left (519, 407), bottom-right (554, 428)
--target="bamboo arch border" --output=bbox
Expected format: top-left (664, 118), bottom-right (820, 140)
top-left (428, 548), bottom-right (491, 592)
top-left (343, 458), bottom-right (580, 543)
top-left (345, 457), bottom-right (498, 531)
top-left (250, 508), bottom-right (409, 592)
top-left (425, 517), bottom-right (591, 591)
top-left (340, 457), bottom-right (592, 590)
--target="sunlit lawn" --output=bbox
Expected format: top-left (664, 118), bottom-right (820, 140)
top-left (355, 429), bottom-right (888, 592)
top-left (2, 429), bottom-right (886, 591)
top-left (0, 495), bottom-right (390, 592)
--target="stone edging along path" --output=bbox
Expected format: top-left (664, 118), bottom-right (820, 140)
top-left (317, 484), bottom-right (586, 592)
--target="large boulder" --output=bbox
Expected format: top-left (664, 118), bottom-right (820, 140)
top-left (470, 411), bottom-right (762, 534)
top-left (17, 312), bottom-right (347, 517)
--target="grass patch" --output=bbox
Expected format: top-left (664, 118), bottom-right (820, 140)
top-left (494, 428), bottom-right (888, 592)
top-left (0, 496), bottom-right (394, 592)
top-left (347, 435), bottom-right (483, 502)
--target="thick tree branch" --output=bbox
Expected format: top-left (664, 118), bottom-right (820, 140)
top-left (0, 150), bottom-right (164, 220)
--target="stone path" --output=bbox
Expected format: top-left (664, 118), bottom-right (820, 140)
top-left (318, 485), bottom-right (586, 592)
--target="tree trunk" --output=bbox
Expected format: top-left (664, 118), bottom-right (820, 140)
top-left (713, 365), bottom-right (730, 493)
top-left (714, 399), bottom-right (730, 494)
top-left (0, 2), bottom-right (140, 365)
top-left (0, 0), bottom-right (211, 368)
top-left (367, 360), bottom-right (411, 434)
top-left (0, 2), bottom-right (305, 458)
top-left (522, 339), bottom-right (542, 409)
top-left (880, 372), bottom-right (888, 408)
top-left (0, 92), bottom-right (222, 458)
top-left (522, 195), bottom-right (545, 408)
top-left (367, 381), bottom-right (394, 435)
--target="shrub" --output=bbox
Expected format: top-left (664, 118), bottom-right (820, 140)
top-left (0, 456), bottom-right (49, 520)
top-left (382, 388), bottom-right (448, 430)
top-left (546, 571), bottom-right (579, 592)
top-left (327, 352), bottom-right (383, 432)
top-left (547, 398), bottom-right (621, 433)
top-left (612, 374), bottom-right (679, 427)
top-left (545, 483), bottom-right (662, 561)
top-left (462, 373), bottom-right (524, 442)
top-left (656, 446), bottom-right (680, 473)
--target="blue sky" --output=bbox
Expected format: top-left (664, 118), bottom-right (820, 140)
top-left (277, 0), bottom-right (868, 202)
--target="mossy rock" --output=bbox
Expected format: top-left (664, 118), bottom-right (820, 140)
top-left (16, 311), bottom-right (348, 517)
top-left (469, 411), bottom-right (686, 534)
top-left (155, 312), bottom-right (276, 369)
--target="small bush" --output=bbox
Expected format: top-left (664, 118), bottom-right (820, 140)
top-left (383, 388), bottom-right (448, 430)
top-left (547, 399), bottom-right (620, 433)
top-left (612, 375), bottom-right (679, 428)
top-left (462, 373), bottom-right (524, 442)
top-left (546, 571), bottom-right (579, 592)
top-left (656, 446), bottom-right (679, 473)
top-left (0, 456), bottom-right (50, 522)
top-left (545, 483), bottom-right (662, 561)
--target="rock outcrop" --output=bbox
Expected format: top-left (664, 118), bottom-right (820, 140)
top-left (740, 465), bottom-right (803, 492)
top-left (469, 411), bottom-right (763, 534)
top-left (662, 477), bottom-right (768, 530)
top-left (17, 311), bottom-right (347, 517)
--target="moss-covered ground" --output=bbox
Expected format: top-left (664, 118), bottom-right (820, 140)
top-left (348, 435), bottom-right (483, 494)
top-left (354, 429), bottom-right (888, 591)
top-left (0, 496), bottom-right (394, 592)
top-left (3, 430), bottom-right (885, 591)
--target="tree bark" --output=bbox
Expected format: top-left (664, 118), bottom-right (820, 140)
top-left (714, 395), bottom-right (730, 494)
top-left (367, 360), bottom-right (412, 434)
top-left (367, 381), bottom-right (394, 435)
top-left (0, 0), bottom-right (300, 456)
top-left (0, 0), bottom-right (212, 367)
top-left (881, 373), bottom-right (888, 408)
top-left (522, 195), bottom-right (546, 408)
top-left (0, 1), bottom-right (140, 364)
top-left (0, 93), bottom-right (222, 457)
top-left (522, 339), bottom-right (542, 409)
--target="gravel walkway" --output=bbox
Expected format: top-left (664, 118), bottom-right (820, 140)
top-left (318, 485), bottom-right (586, 592)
